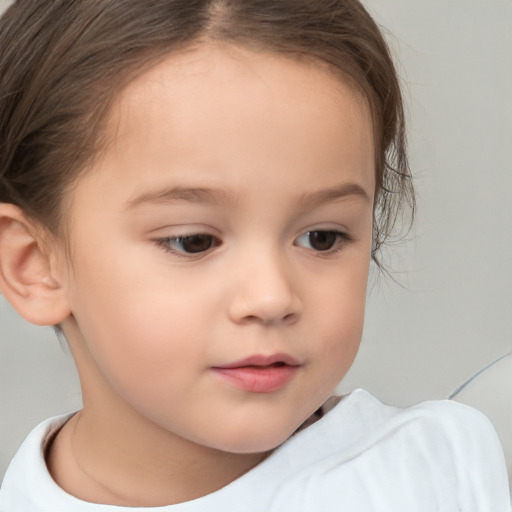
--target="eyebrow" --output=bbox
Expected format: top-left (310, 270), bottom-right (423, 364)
top-left (126, 182), bottom-right (370, 210)
top-left (297, 183), bottom-right (371, 209)
top-left (126, 186), bottom-right (235, 209)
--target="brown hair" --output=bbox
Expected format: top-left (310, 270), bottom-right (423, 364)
top-left (0, 0), bottom-right (414, 266)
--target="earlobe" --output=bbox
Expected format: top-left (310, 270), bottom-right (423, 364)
top-left (0, 204), bottom-right (71, 326)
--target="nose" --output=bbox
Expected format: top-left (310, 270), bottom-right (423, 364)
top-left (227, 249), bottom-right (303, 327)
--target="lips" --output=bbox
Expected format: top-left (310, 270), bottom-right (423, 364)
top-left (211, 353), bottom-right (300, 393)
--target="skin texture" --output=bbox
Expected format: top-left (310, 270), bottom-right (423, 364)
top-left (19, 44), bottom-right (375, 505)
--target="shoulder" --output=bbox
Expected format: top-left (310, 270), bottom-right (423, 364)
top-left (396, 395), bottom-right (508, 475)
top-left (346, 390), bottom-right (508, 476)
top-left (336, 388), bottom-right (504, 447)
top-left (0, 413), bottom-right (80, 511)
top-left (264, 390), bottom-right (511, 511)
top-left (394, 394), bottom-right (502, 441)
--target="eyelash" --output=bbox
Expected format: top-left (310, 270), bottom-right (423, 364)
top-left (153, 230), bottom-right (351, 258)
top-left (294, 230), bottom-right (351, 255)
top-left (153, 233), bottom-right (222, 257)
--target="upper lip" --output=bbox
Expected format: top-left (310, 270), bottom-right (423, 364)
top-left (213, 353), bottom-right (300, 369)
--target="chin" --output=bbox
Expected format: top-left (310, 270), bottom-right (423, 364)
top-left (222, 437), bottom-right (287, 454)
top-left (205, 417), bottom-right (302, 454)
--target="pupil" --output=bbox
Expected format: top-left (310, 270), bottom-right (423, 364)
top-left (310, 231), bottom-right (336, 251)
top-left (182, 235), bottom-right (213, 253)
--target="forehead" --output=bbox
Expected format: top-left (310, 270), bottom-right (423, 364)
top-left (89, 43), bottom-right (375, 202)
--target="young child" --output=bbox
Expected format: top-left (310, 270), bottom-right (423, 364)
top-left (0, 0), bottom-right (509, 510)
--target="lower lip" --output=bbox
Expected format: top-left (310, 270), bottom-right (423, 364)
top-left (211, 364), bottom-right (299, 393)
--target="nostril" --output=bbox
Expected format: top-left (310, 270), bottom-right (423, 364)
top-left (282, 312), bottom-right (298, 324)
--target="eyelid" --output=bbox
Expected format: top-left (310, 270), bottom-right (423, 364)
top-left (294, 229), bottom-right (351, 254)
top-left (147, 222), bottom-right (219, 237)
top-left (152, 232), bottom-right (222, 258)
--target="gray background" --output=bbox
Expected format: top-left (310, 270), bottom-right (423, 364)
top-left (1, 0), bottom-right (511, 481)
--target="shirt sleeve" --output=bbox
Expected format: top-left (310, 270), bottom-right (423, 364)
top-left (423, 399), bottom-right (511, 511)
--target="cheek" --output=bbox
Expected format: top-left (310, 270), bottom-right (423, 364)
top-left (309, 256), bottom-right (369, 380)
top-left (71, 298), bottom-right (205, 429)
top-left (317, 299), bottom-right (364, 379)
top-left (66, 255), bottom-right (207, 398)
top-left (80, 294), bottom-right (198, 368)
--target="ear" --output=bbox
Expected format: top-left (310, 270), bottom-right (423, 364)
top-left (0, 203), bottom-right (71, 326)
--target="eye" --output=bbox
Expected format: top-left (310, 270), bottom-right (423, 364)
top-left (294, 230), bottom-right (348, 252)
top-left (155, 234), bottom-right (221, 255)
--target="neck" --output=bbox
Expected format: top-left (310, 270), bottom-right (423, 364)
top-left (47, 403), bottom-right (268, 507)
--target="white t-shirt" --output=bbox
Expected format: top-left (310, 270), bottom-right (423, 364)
top-left (1, 389), bottom-right (510, 511)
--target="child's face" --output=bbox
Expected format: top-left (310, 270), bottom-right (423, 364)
top-left (58, 44), bottom-right (375, 453)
